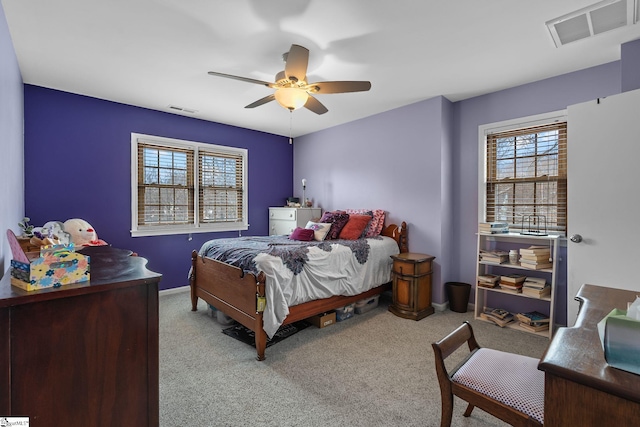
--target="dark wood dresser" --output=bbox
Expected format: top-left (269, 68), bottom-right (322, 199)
top-left (538, 284), bottom-right (640, 426)
top-left (0, 246), bottom-right (161, 426)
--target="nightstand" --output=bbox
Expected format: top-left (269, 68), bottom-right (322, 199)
top-left (389, 252), bottom-right (435, 320)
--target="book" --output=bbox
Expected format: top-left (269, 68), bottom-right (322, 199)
top-left (477, 281), bottom-right (497, 288)
top-left (481, 308), bottom-right (514, 327)
top-left (522, 284), bottom-right (551, 298)
top-left (477, 274), bottom-right (499, 288)
top-left (519, 253), bottom-right (551, 262)
top-left (479, 222), bottom-right (509, 234)
top-left (479, 249), bottom-right (509, 264)
top-left (520, 261), bottom-right (552, 270)
top-left (477, 274), bottom-right (500, 284)
top-left (499, 274), bottom-right (527, 284)
top-left (498, 285), bottom-right (523, 293)
top-left (519, 246), bottom-right (551, 256)
top-left (523, 276), bottom-right (546, 288)
top-left (519, 257), bottom-right (551, 264)
top-left (516, 311), bottom-right (550, 324)
top-left (519, 322), bottom-right (549, 332)
top-left (489, 307), bottom-right (511, 319)
top-left (498, 280), bottom-right (524, 288)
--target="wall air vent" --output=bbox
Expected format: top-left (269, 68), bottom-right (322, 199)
top-left (546, 0), bottom-right (638, 47)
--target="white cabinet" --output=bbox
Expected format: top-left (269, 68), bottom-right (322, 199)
top-left (268, 207), bottom-right (322, 236)
top-left (474, 232), bottom-right (561, 339)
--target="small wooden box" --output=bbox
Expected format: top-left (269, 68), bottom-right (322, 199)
top-left (17, 237), bottom-right (40, 254)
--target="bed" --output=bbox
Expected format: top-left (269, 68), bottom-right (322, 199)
top-left (190, 217), bottom-right (408, 360)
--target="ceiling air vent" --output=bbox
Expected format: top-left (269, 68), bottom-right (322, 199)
top-left (168, 105), bottom-right (198, 114)
top-left (546, 0), bottom-right (637, 47)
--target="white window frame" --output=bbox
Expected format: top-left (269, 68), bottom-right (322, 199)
top-left (478, 110), bottom-right (567, 232)
top-left (130, 133), bottom-right (248, 237)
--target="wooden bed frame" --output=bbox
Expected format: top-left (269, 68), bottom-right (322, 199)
top-left (190, 221), bottom-right (408, 360)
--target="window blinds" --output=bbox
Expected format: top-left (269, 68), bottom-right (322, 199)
top-left (138, 143), bottom-right (195, 227)
top-left (485, 122), bottom-right (567, 233)
top-left (198, 150), bottom-right (244, 224)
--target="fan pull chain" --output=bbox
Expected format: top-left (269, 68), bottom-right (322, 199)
top-left (289, 110), bottom-right (293, 144)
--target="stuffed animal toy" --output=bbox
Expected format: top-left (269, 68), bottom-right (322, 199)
top-left (30, 221), bottom-right (71, 247)
top-left (63, 218), bottom-right (108, 247)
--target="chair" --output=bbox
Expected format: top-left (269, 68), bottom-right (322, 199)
top-left (431, 321), bottom-right (544, 427)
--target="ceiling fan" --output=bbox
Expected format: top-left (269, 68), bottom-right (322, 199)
top-left (208, 44), bottom-right (371, 115)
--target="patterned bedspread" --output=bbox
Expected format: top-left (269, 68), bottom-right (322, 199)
top-left (198, 235), bottom-right (399, 338)
top-left (198, 235), bottom-right (373, 275)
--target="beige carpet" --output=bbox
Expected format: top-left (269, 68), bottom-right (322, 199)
top-left (159, 290), bottom-right (548, 427)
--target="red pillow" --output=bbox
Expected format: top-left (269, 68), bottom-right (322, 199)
top-left (289, 227), bottom-right (314, 241)
top-left (339, 215), bottom-right (372, 240)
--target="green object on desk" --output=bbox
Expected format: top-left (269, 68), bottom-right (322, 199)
top-left (598, 308), bottom-right (640, 376)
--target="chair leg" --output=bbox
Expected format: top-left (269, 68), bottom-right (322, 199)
top-left (463, 403), bottom-right (475, 417)
top-left (439, 393), bottom-right (454, 427)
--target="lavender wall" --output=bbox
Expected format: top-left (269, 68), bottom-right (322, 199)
top-left (294, 59), bottom-right (626, 325)
top-left (0, 4), bottom-right (24, 278)
top-left (23, 85), bottom-right (291, 290)
top-left (621, 38), bottom-right (640, 92)
top-left (452, 61), bottom-right (622, 325)
top-left (294, 96), bottom-right (455, 302)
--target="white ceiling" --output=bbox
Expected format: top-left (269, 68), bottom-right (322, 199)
top-left (3, 0), bottom-right (640, 137)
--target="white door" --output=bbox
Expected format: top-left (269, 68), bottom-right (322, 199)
top-left (567, 88), bottom-right (640, 325)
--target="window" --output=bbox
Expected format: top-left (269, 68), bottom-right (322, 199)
top-left (131, 133), bottom-right (248, 237)
top-left (480, 112), bottom-right (567, 234)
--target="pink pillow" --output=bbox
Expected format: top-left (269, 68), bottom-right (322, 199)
top-left (345, 209), bottom-right (386, 237)
top-left (289, 227), bottom-right (314, 241)
top-left (339, 215), bottom-right (372, 240)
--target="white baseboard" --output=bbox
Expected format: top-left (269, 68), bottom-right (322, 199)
top-left (434, 301), bottom-right (475, 313)
top-left (433, 301), bottom-right (449, 312)
top-left (159, 285), bottom-right (190, 296)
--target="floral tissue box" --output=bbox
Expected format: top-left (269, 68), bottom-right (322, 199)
top-left (10, 245), bottom-right (90, 291)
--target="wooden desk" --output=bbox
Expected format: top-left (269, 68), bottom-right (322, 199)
top-left (538, 284), bottom-right (640, 426)
top-left (0, 246), bottom-right (161, 426)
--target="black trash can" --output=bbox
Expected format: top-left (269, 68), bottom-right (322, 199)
top-left (446, 282), bottom-right (471, 313)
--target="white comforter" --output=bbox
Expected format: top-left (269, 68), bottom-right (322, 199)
top-left (255, 236), bottom-right (399, 337)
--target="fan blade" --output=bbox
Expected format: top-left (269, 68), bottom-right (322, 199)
top-left (245, 94), bottom-right (276, 109)
top-left (208, 71), bottom-right (274, 87)
top-left (284, 44), bottom-right (309, 82)
top-left (307, 81), bottom-right (371, 94)
top-left (303, 95), bottom-right (328, 115)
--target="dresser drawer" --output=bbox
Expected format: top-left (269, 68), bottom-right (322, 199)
top-left (269, 220), bottom-right (295, 236)
top-left (391, 253), bottom-right (434, 277)
top-left (269, 208), bottom-right (296, 221)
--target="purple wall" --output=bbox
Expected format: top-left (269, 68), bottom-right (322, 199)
top-left (452, 61), bottom-right (622, 325)
top-left (621, 38), bottom-right (640, 92)
top-left (294, 96), bottom-right (455, 303)
top-left (16, 31), bottom-right (640, 323)
top-left (23, 85), bottom-right (292, 290)
top-left (0, 3), bottom-right (25, 278)
top-left (295, 59), bottom-right (626, 326)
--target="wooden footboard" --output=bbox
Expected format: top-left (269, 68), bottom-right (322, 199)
top-left (190, 251), bottom-right (269, 359)
top-left (190, 221), bottom-right (407, 361)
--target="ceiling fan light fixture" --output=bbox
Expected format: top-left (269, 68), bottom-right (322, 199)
top-left (274, 87), bottom-right (308, 111)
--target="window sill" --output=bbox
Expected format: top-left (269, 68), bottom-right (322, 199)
top-left (131, 224), bottom-right (249, 238)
